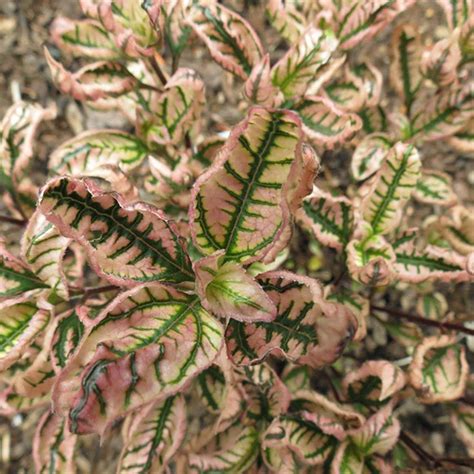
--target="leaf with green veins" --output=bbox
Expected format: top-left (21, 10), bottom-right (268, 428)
top-left (226, 271), bottom-right (356, 367)
top-left (413, 169), bottom-right (458, 206)
top-left (52, 283), bottom-right (223, 435)
top-left (416, 292), bottom-right (448, 321)
top-left (438, 205), bottom-right (474, 255)
top-left (295, 96), bottom-right (362, 147)
top-left (347, 222), bottom-right (396, 287)
top-left (190, 107), bottom-right (305, 264)
top-left (448, 117), bottom-right (474, 154)
top-left (348, 402), bottom-right (401, 456)
top-left (49, 130), bottom-right (149, 175)
top-left (39, 176), bottom-right (194, 286)
top-left (451, 403), bottom-right (474, 457)
top-left (272, 26), bottom-right (339, 99)
top-left (331, 440), bottom-right (364, 474)
top-left (390, 24), bottom-right (422, 116)
top-left (51, 17), bottom-right (119, 59)
top-left (281, 364), bottom-right (312, 394)
top-left (409, 83), bottom-right (474, 141)
top-left (297, 187), bottom-right (354, 250)
top-left (33, 411), bottom-right (78, 474)
top-left (409, 335), bottom-right (468, 403)
top-left (325, 78), bottom-right (366, 112)
top-left (0, 385), bottom-right (50, 415)
top-left (21, 210), bottom-right (71, 301)
top-left (0, 296), bottom-right (50, 372)
top-left (351, 133), bottom-right (392, 181)
top-left (137, 68), bottom-right (205, 147)
top-left (244, 54), bottom-right (283, 107)
top-left (187, 3), bottom-right (263, 79)
top-left (187, 423), bottom-right (260, 473)
top-left (361, 142), bottom-right (421, 235)
top-left (262, 414), bottom-right (338, 471)
top-left (194, 251), bottom-right (277, 323)
top-left (0, 245), bottom-right (50, 299)
top-left (343, 361), bottom-right (406, 408)
top-left (118, 395), bottom-right (186, 474)
top-left (436, 0), bottom-right (472, 29)
top-left (266, 0), bottom-right (308, 42)
top-left (161, 0), bottom-right (193, 62)
top-left (358, 105), bottom-right (388, 133)
top-left (50, 309), bottom-right (85, 372)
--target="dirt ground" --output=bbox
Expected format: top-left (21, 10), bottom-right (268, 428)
top-left (0, 0), bottom-right (472, 473)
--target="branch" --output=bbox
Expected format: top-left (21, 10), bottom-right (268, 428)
top-left (149, 56), bottom-right (168, 86)
top-left (371, 304), bottom-right (474, 336)
top-left (0, 214), bottom-right (27, 226)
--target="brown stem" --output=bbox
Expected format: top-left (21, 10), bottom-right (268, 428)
top-left (399, 430), bottom-right (438, 468)
top-left (324, 370), bottom-right (343, 403)
top-left (70, 284), bottom-right (119, 299)
top-left (0, 214), bottom-right (27, 226)
top-left (149, 56), bottom-right (168, 86)
top-left (371, 304), bottom-right (474, 336)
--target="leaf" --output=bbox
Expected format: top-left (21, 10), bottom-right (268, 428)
top-left (361, 142), bottom-right (421, 235)
top-left (331, 441), bottom-right (364, 474)
top-left (451, 403), bottom-right (474, 457)
top-left (0, 101), bottom-right (56, 190)
top-left (409, 335), bottom-right (468, 403)
top-left (45, 49), bottom-right (137, 102)
top-left (33, 411), bottom-right (77, 474)
top-left (190, 107), bottom-right (304, 264)
top-left (266, 0), bottom-right (308, 42)
top-left (350, 61), bottom-right (384, 108)
top-left (226, 271), bottom-right (356, 367)
top-left (97, 0), bottom-right (162, 57)
top-left (436, 0), bottom-right (472, 29)
top-left (161, 0), bottom-right (193, 62)
top-left (271, 26), bottom-right (339, 99)
top-left (137, 68), bottom-right (205, 147)
top-left (358, 105), bottom-right (388, 134)
top-left (410, 83), bottom-right (474, 140)
top-left (327, 292), bottom-right (369, 342)
top-left (49, 129), bottom-right (149, 175)
top-left (413, 169), bottom-right (458, 206)
top-left (0, 244), bottom-right (49, 298)
top-left (437, 205), bottom-right (474, 255)
top-left (416, 292), bottom-right (448, 321)
top-left (342, 361), bottom-right (406, 407)
top-left (51, 309), bottom-right (85, 372)
top-left (244, 54), bottom-right (283, 107)
top-left (262, 414), bottom-right (338, 470)
top-left (331, 0), bottom-right (409, 49)
top-left (0, 296), bottom-right (49, 371)
top-left (294, 389), bottom-right (365, 441)
top-left (39, 176), bottom-right (194, 286)
top-left (0, 386), bottom-right (50, 415)
top-left (118, 395), bottom-right (186, 474)
top-left (351, 133), bottom-right (392, 181)
top-left (187, 2), bottom-right (264, 79)
top-left (390, 24), bottom-right (422, 116)
top-left (393, 232), bottom-right (473, 283)
top-left (194, 251), bottom-right (277, 323)
top-left (21, 210), bottom-right (71, 301)
top-left (348, 402), bottom-right (400, 456)
top-left (448, 117), bottom-right (474, 154)
top-left (51, 17), bottom-right (119, 59)
top-left (295, 96), bottom-right (362, 146)
top-left (53, 283), bottom-right (223, 434)
top-left (187, 423), bottom-right (260, 473)
top-left (297, 187), bottom-right (354, 250)
top-left (346, 222), bottom-right (396, 287)
top-left (282, 364), bottom-right (312, 394)
top-left (421, 30), bottom-right (462, 86)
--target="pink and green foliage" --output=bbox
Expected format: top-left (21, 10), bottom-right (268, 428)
top-left (0, 0), bottom-right (473, 472)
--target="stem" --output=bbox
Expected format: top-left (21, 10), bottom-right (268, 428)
top-left (371, 305), bottom-right (474, 336)
top-left (399, 430), bottom-right (438, 468)
top-left (149, 56), bottom-right (168, 86)
top-left (0, 214), bottom-right (27, 226)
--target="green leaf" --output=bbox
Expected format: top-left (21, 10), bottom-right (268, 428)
top-left (297, 187), bottom-right (354, 250)
top-left (416, 292), bottom-right (448, 321)
top-left (351, 133), bottom-right (392, 181)
top-left (272, 26), bottom-right (339, 99)
top-left (409, 335), bottom-right (468, 403)
top-left (295, 96), bottom-right (362, 146)
top-left (39, 176), bottom-right (194, 286)
top-left (226, 271), bottom-right (356, 367)
top-left (118, 395), bottom-right (186, 474)
top-left (33, 411), bottom-right (77, 474)
top-left (53, 283), bottom-right (223, 435)
top-left (0, 245), bottom-right (49, 298)
top-left (361, 142), bottom-right (421, 235)
top-left (188, 3), bottom-right (264, 79)
top-left (190, 107), bottom-right (305, 264)
top-left (413, 169), bottom-right (458, 206)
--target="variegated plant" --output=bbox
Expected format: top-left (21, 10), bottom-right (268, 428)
top-left (0, 0), bottom-right (473, 472)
